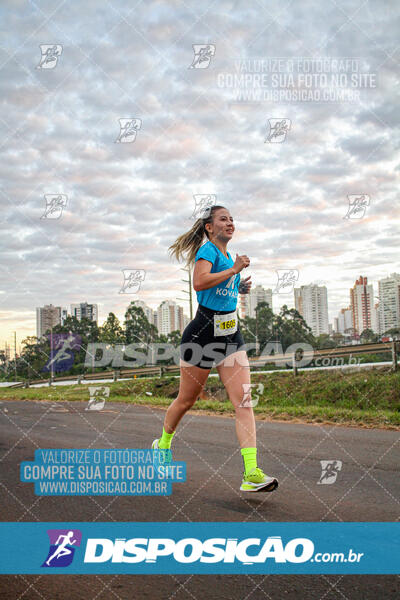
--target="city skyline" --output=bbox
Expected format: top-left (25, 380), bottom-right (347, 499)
top-left (4, 269), bottom-right (397, 352)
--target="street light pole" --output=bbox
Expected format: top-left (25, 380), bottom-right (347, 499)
top-left (50, 325), bottom-right (54, 383)
top-left (14, 331), bottom-right (17, 382)
top-left (178, 265), bottom-right (193, 320)
top-left (255, 307), bottom-right (260, 355)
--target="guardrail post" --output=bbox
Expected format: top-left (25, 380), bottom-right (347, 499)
top-left (392, 341), bottom-right (398, 372)
top-left (77, 375), bottom-right (82, 384)
top-left (292, 354), bottom-right (298, 376)
top-left (113, 370), bottom-right (118, 382)
top-left (24, 381), bottom-right (29, 388)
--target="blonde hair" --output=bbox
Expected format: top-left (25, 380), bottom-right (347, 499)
top-left (168, 205), bottom-right (227, 267)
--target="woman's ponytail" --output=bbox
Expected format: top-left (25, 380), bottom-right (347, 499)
top-left (168, 205), bottom-right (226, 266)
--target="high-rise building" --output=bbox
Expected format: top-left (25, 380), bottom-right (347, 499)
top-left (70, 302), bottom-right (98, 323)
top-left (36, 304), bottom-right (62, 339)
top-left (157, 300), bottom-right (186, 335)
top-left (294, 284), bottom-right (329, 336)
top-left (294, 288), bottom-right (303, 318)
top-left (239, 285), bottom-right (273, 319)
top-left (61, 307), bottom-right (69, 325)
top-left (378, 273), bottom-right (400, 334)
top-left (370, 302), bottom-right (380, 335)
top-left (238, 293), bottom-right (246, 319)
top-left (336, 307), bottom-right (353, 334)
top-left (350, 276), bottom-right (374, 334)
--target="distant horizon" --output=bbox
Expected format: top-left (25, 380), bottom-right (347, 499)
top-left (3, 269), bottom-right (397, 349)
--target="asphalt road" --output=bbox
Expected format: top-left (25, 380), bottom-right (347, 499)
top-left (0, 399), bottom-right (399, 599)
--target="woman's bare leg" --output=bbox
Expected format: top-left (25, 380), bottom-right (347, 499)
top-left (162, 359), bottom-right (211, 433)
top-left (215, 350), bottom-right (255, 448)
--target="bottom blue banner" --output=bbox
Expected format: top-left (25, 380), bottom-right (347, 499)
top-left (0, 522), bottom-right (398, 574)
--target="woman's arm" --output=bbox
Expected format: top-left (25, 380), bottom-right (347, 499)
top-left (193, 259), bottom-right (236, 292)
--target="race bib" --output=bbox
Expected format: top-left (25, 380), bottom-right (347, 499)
top-left (213, 310), bottom-right (238, 337)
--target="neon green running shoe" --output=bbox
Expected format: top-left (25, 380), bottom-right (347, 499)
top-left (151, 438), bottom-right (160, 450)
top-left (151, 438), bottom-right (172, 466)
top-left (240, 467), bottom-right (278, 493)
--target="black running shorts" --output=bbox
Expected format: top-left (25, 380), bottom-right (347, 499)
top-left (180, 304), bottom-right (246, 370)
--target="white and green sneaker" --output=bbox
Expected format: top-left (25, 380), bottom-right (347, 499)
top-left (151, 438), bottom-right (172, 466)
top-left (240, 467), bottom-right (278, 492)
top-left (151, 438), bottom-right (160, 450)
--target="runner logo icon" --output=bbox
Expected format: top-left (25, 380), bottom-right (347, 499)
top-left (42, 529), bottom-right (82, 568)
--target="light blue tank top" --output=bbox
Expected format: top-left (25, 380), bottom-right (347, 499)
top-left (194, 241), bottom-right (241, 311)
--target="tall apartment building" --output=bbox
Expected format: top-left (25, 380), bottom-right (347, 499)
top-left (239, 285), bottom-right (273, 319)
top-left (61, 307), bottom-right (68, 325)
top-left (157, 300), bottom-right (186, 335)
top-left (350, 276), bottom-right (374, 334)
top-left (378, 273), bottom-right (400, 334)
top-left (336, 307), bottom-right (354, 334)
top-left (294, 284), bottom-right (329, 336)
top-left (294, 288), bottom-right (303, 318)
top-left (36, 304), bottom-right (63, 339)
top-left (238, 294), bottom-right (247, 319)
top-left (70, 302), bottom-right (98, 323)
top-left (370, 302), bottom-right (380, 335)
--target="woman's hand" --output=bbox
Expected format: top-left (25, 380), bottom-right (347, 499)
top-left (239, 275), bottom-right (252, 294)
top-left (232, 253), bottom-right (250, 274)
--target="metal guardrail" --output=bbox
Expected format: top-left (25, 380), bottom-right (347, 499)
top-left (5, 341), bottom-right (399, 388)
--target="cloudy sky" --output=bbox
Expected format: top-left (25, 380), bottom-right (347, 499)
top-left (0, 0), bottom-right (399, 349)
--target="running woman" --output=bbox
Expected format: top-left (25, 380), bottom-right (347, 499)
top-left (152, 205), bottom-right (278, 492)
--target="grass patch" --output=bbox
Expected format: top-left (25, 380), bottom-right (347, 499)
top-left (1, 369), bottom-right (399, 429)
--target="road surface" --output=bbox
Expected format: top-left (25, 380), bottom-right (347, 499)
top-left (0, 399), bottom-right (398, 599)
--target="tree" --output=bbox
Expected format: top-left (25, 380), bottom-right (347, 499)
top-left (384, 327), bottom-right (400, 340)
top-left (99, 313), bottom-right (125, 344)
top-left (167, 330), bottom-right (182, 348)
top-left (315, 333), bottom-right (335, 349)
top-left (50, 316), bottom-right (99, 369)
top-left (272, 305), bottom-right (315, 352)
top-left (239, 302), bottom-right (315, 356)
top-left (52, 316), bottom-right (99, 342)
top-left (239, 301), bottom-right (274, 351)
top-left (360, 328), bottom-right (378, 343)
top-left (19, 336), bottom-right (50, 380)
top-left (124, 303), bottom-right (158, 345)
